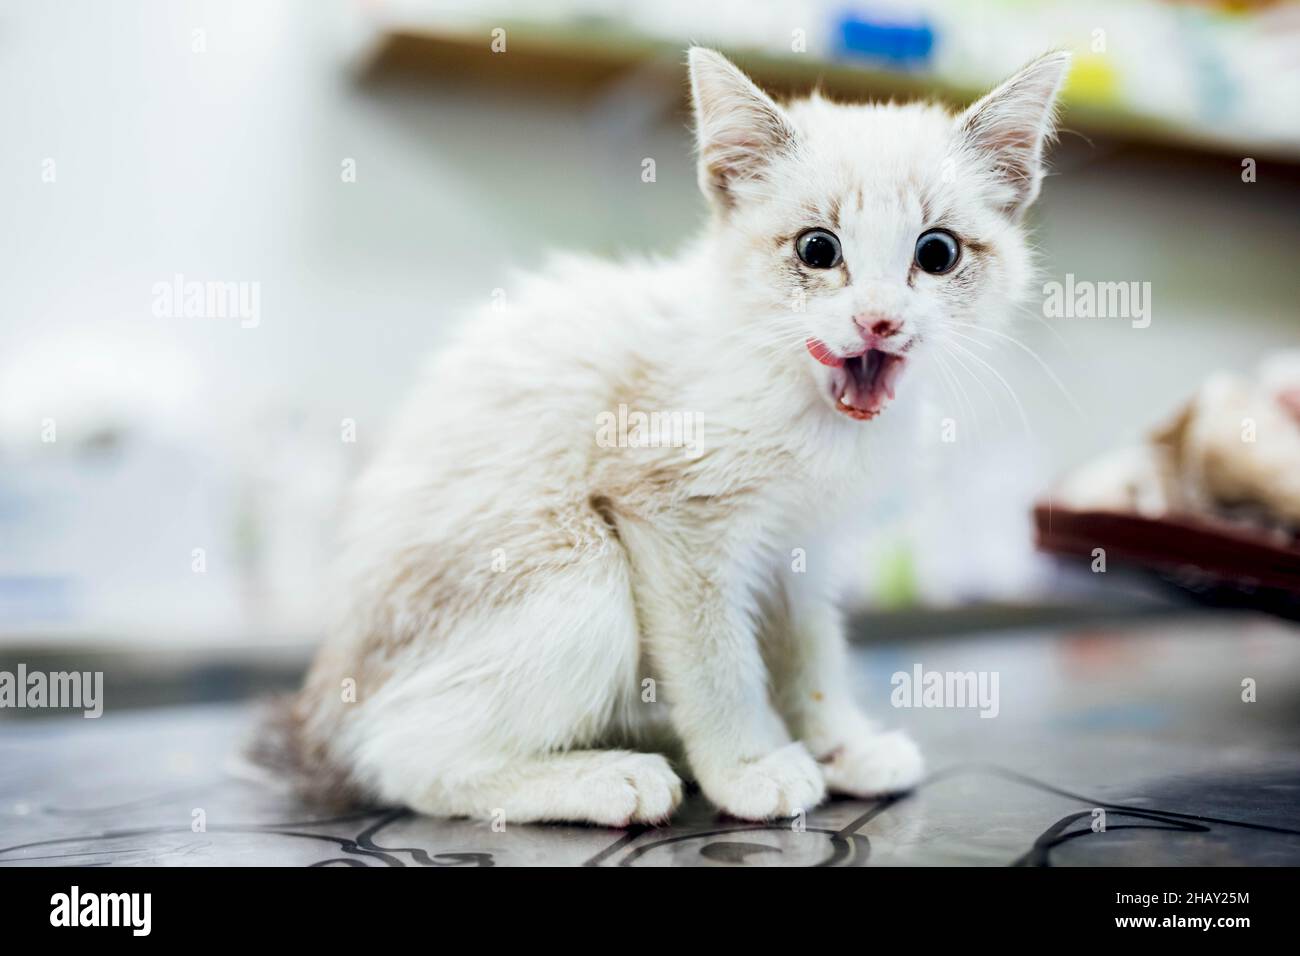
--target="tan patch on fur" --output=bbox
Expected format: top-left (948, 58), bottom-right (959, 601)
top-left (247, 690), bottom-right (364, 810)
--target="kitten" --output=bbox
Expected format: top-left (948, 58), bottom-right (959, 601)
top-left (274, 48), bottom-right (1069, 825)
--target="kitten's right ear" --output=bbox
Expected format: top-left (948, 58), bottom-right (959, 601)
top-left (688, 47), bottom-right (796, 212)
top-left (958, 50), bottom-right (1071, 218)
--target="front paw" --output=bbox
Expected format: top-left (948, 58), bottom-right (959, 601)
top-left (698, 742), bottom-right (827, 820)
top-left (818, 729), bottom-right (924, 798)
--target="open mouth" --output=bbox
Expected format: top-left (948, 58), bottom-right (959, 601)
top-left (807, 339), bottom-right (908, 420)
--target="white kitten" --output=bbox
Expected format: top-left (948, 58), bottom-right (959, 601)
top-left (270, 48), bottom-right (1069, 826)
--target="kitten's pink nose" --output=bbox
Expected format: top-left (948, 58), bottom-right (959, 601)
top-left (854, 313), bottom-right (902, 342)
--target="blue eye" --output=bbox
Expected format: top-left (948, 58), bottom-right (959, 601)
top-left (796, 229), bottom-right (842, 269)
top-left (915, 230), bottom-right (960, 274)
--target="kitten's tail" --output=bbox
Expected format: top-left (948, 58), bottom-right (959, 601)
top-left (238, 693), bottom-right (363, 810)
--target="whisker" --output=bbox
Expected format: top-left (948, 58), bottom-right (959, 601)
top-left (936, 334), bottom-right (1004, 431)
top-left (940, 337), bottom-right (1033, 438)
top-left (931, 347), bottom-right (983, 446)
top-left (942, 320), bottom-right (1085, 422)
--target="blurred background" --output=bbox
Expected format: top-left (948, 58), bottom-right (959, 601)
top-left (1, 0), bottom-right (1298, 698)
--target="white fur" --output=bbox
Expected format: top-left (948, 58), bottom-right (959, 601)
top-left (292, 48), bottom-right (1069, 825)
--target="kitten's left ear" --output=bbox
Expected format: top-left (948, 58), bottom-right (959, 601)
top-left (958, 51), bottom-right (1071, 218)
top-left (688, 47), bottom-right (796, 212)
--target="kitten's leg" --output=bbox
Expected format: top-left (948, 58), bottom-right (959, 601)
top-left (621, 525), bottom-right (825, 821)
top-left (769, 573), bottom-right (924, 797)
top-left (335, 555), bottom-right (683, 826)
top-left (413, 750), bottom-right (683, 827)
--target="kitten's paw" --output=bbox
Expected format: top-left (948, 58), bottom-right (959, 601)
top-left (585, 752), bottom-right (684, 827)
top-left (819, 729), bottom-right (924, 797)
top-left (701, 742), bottom-right (827, 821)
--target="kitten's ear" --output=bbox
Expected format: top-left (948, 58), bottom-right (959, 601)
top-left (688, 47), bottom-right (796, 212)
top-left (958, 51), bottom-right (1071, 217)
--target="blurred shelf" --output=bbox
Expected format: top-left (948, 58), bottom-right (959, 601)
top-left (352, 15), bottom-right (1300, 165)
top-left (847, 597), bottom-right (1184, 644)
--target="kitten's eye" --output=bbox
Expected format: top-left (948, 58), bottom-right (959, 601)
top-left (914, 229), bottom-right (960, 275)
top-left (796, 229), bottom-right (842, 269)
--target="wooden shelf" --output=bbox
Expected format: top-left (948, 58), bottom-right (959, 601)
top-left (354, 21), bottom-right (1300, 166)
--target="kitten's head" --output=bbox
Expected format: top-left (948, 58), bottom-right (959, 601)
top-left (689, 47), bottom-right (1069, 421)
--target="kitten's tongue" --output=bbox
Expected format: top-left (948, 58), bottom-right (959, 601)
top-left (836, 349), bottom-right (906, 420)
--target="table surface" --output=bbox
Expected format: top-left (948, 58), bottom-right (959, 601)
top-left (3, 613), bottom-right (1299, 866)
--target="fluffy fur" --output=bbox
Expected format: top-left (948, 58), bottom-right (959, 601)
top-left (274, 48), bottom-right (1070, 825)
